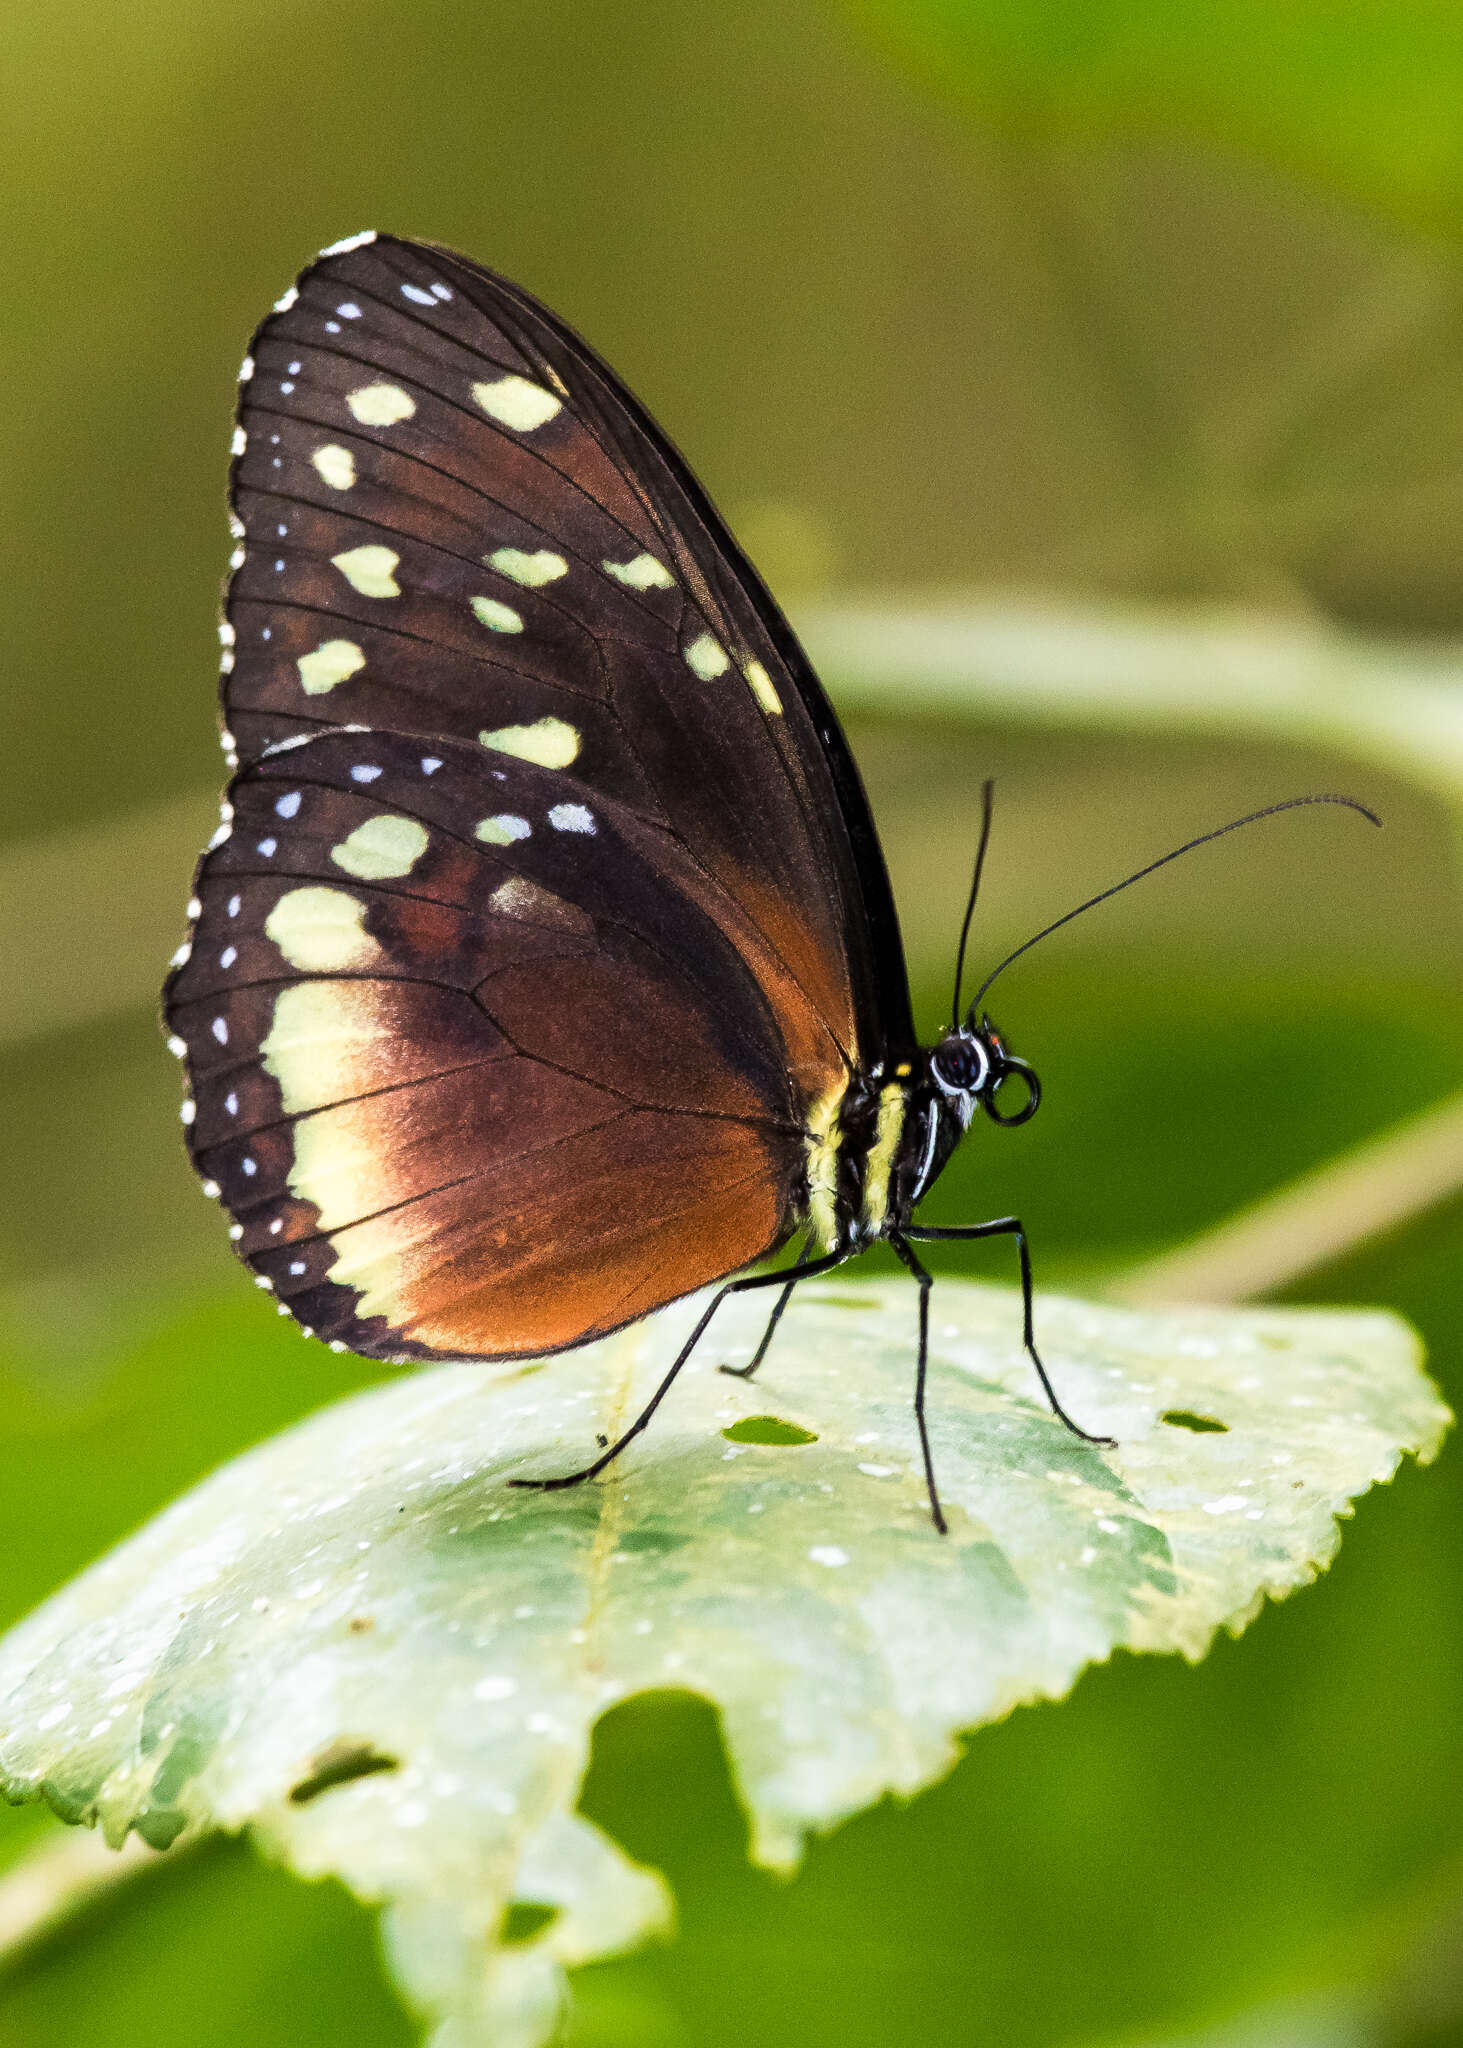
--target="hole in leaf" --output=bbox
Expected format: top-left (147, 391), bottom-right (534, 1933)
top-left (722, 1415), bottom-right (818, 1446)
top-left (1161, 1409), bottom-right (1230, 1434)
top-left (502, 1901), bottom-right (559, 1945)
top-left (288, 1737), bottom-right (400, 1804)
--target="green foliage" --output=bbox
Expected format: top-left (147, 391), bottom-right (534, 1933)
top-left (0, 1283), bottom-right (1442, 2045)
top-left (845, 0), bottom-right (1463, 235)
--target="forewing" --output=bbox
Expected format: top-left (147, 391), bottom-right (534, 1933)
top-left (221, 230), bottom-right (913, 1084)
top-left (164, 731), bottom-right (799, 1362)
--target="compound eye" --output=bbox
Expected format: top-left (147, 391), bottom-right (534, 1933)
top-left (931, 1034), bottom-right (988, 1094)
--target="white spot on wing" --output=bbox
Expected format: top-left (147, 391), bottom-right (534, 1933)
top-left (421, 756), bottom-right (442, 774)
top-left (297, 639), bottom-right (366, 694)
top-left (350, 764), bottom-right (382, 783)
top-left (548, 803), bottom-right (595, 834)
top-left (470, 595), bottom-right (523, 633)
top-left (743, 658), bottom-right (784, 716)
top-left (265, 886), bottom-right (381, 972)
top-left (320, 230), bottom-right (377, 257)
top-left (346, 383), bottom-right (415, 427)
top-left (489, 876), bottom-right (591, 932)
top-left (471, 375), bottom-right (561, 431)
top-left (488, 547), bottom-right (567, 587)
top-left (238, 356), bottom-right (255, 383)
top-left (602, 552), bottom-right (674, 590)
top-left (231, 426), bottom-right (247, 456)
top-left (332, 814), bottom-right (429, 879)
top-left (685, 632), bottom-right (730, 679)
top-left (275, 791), bottom-right (302, 818)
top-left (311, 444), bottom-right (356, 490)
top-left (478, 717), bottom-right (579, 768)
top-left (332, 546), bottom-right (400, 598)
top-left (475, 814), bottom-right (531, 845)
top-left (273, 286), bottom-right (299, 313)
top-left (400, 283), bottom-right (436, 306)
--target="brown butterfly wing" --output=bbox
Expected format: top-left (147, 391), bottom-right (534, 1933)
top-left (165, 729), bottom-right (801, 1361)
top-left (167, 230), bottom-right (916, 1360)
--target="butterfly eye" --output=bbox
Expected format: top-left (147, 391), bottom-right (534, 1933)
top-left (930, 1034), bottom-right (989, 1095)
top-left (983, 1056), bottom-right (1041, 1128)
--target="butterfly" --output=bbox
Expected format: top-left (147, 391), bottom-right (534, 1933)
top-left (163, 232), bottom-right (1375, 1531)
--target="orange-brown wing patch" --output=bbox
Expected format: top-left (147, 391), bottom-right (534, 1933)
top-left (165, 728), bottom-right (802, 1361)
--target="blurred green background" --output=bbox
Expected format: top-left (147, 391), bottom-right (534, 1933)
top-left (5, 1), bottom-right (1463, 2043)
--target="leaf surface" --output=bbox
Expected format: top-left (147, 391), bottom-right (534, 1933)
top-left (0, 1281), bottom-right (1444, 2046)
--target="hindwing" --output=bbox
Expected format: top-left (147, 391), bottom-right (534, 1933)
top-left (165, 730), bottom-right (807, 1360)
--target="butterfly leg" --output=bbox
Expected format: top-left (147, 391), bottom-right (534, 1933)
top-left (903, 1218), bottom-right (1115, 1447)
top-left (719, 1238), bottom-right (815, 1381)
top-left (509, 1248), bottom-right (851, 1493)
top-left (887, 1231), bottom-right (946, 1534)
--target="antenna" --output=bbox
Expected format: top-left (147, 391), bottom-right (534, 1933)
top-left (967, 793), bottom-right (1380, 1017)
top-left (950, 779), bottom-right (995, 1029)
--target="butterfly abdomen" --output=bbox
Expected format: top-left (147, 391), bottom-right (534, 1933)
top-left (801, 1071), bottom-right (916, 1252)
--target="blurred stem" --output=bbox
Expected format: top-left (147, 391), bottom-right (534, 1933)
top-left (0, 1825), bottom-right (180, 1971)
top-left (1114, 1086), bottom-right (1463, 1306)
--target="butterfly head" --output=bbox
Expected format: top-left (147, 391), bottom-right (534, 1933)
top-left (929, 1015), bottom-right (1041, 1130)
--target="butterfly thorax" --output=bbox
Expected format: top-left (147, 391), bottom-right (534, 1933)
top-left (800, 1020), bottom-right (1040, 1255)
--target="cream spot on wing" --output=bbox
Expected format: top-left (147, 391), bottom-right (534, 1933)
top-left (471, 375), bottom-right (561, 431)
top-left (478, 717), bottom-right (579, 768)
top-left (261, 981), bottom-right (387, 1117)
top-left (475, 814), bottom-right (532, 845)
top-left (489, 877), bottom-right (592, 933)
top-left (548, 803), bottom-right (595, 834)
top-left (346, 383), bottom-right (415, 426)
top-left (311, 444), bottom-right (356, 490)
top-left (685, 631), bottom-right (730, 679)
top-left (331, 815), bottom-right (429, 879)
top-left (297, 639), bottom-right (366, 694)
top-left (743, 658), bottom-right (783, 715)
top-left (469, 595), bottom-right (523, 633)
top-left (265, 887), bottom-right (382, 972)
top-left (488, 547), bottom-right (567, 587)
top-left (320, 229), bottom-right (377, 257)
top-left (602, 552), bottom-right (674, 590)
top-left (332, 545), bottom-right (400, 597)
top-left (260, 985), bottom-right (407, 1326)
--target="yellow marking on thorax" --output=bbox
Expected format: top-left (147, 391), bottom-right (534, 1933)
top-left (803, 1078), bottom-right (848, 1252)
top-left (861, 1082), bottom-right (906, 1234)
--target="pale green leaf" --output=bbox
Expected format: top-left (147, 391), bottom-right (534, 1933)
top-left (0, 1281), bottom-right (1444, 2046)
